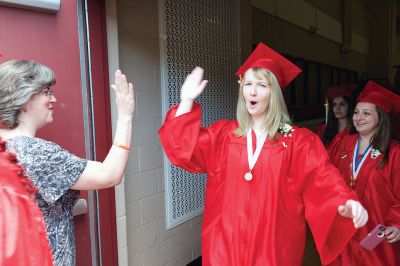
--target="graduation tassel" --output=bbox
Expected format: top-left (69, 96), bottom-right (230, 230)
top-left (324, 98), bottom-right (329, 125)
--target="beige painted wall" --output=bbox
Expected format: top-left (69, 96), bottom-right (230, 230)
top-left (252, 0), bottom-right (369, 73)
top-left (252, 0), bottom-right (400, 84)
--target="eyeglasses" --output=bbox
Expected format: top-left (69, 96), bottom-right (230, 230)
top-left (40, 87), bottom-right (53, 97)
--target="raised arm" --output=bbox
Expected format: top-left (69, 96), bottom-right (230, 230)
top-left (175, 67), bottom-right (208, 117)
top-left (72, 69), bottom-right (134, 190)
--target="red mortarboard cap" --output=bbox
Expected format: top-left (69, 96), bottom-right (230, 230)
top-left (357, 81), bottom-right (400, 113)
top-left (326, 84), bottom-right (356, 100)
top-left (235, 42), bottom-right (301, 89)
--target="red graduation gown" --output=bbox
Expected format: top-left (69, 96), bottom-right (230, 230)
top-left (315, 123), bottom-right (351, 156)
top-left (159, 104), bottom-right (358, 266)
top-left (0, 149), bottom-right (54, 265)
top-left (329, 134), bottom-right (400, 266)
top-left (315, 123), bottom-right (326, 140)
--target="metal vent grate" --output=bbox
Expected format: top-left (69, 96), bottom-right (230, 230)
top-left (159, 0), bottom-right (240, 228)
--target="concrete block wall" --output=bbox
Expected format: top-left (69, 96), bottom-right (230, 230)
top-left (110, 0), bottom-right (202, 265)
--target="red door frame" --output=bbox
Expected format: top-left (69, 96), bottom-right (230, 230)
top-left (86, 0), bottom-right (119, 265)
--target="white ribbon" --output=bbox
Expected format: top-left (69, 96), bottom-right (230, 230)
top-left (247, 128), bottom-right (268, 171)
top-left (352, 138), bottom-right (372, 180)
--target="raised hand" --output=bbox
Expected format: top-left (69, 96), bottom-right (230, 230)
top-left (180, 67), bottom-right (208, 101)
top-left (338, 199), bottom-right (368, 228)
top-left (175, 67), bottom-right (208, 117)
top-left (111, 70), bottom-right (135, 121)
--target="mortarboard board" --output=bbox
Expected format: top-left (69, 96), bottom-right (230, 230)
top-left (235, 42), bottom-right (301, 89)
top-left (326, 84), bottom-right (356, 100)
top-left (357, 81), bottom-right (400, 114)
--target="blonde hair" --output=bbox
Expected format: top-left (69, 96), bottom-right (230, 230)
top-left (234, 68), bottom-right (291, 139)
top-left (0, 60), bottom-right (55, 128)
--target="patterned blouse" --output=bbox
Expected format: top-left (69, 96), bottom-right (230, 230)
top-left (6, 136), bottom-right (87, 266)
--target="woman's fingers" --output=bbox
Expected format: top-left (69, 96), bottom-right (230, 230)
top-left (181, 67), bottom-right (208, 101)
top-left (338, 200), bottom-right (368, 228)
top-left (385, 226), bottom-right (400, 243)
top-left (114, 70), bottom-right (131, 95)
top-left (354, 209), bottom-right (368, 228)
top-left (112, 69), bottom-right (135, 117)
top-left (115, 69), bottom-right (121, 92)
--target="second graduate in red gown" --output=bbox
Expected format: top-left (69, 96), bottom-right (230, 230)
top-left (329, 81), bottom-right (400, 266)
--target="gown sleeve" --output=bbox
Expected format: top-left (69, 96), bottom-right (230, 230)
top-left (288, 129), bottom-right (358, 265)
top-left (383, 143), bottom-right (400, 227)
top-left (158, 103), bottom-right (230, 173)
top-left (0, 148), bottom-right (54, 266)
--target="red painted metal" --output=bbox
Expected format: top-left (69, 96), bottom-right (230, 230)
top-left (86, 0), bottom-right (119, 265)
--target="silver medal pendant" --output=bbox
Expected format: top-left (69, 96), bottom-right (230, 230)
top-left (244, 172), bottom-right (253, 181)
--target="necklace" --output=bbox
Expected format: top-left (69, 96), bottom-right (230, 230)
top-left (350, 135), bottom-right (372, 188)
top-left (245, 128), bottom-right (268, 181)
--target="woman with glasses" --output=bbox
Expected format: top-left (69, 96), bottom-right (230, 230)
top-left (0, 60), bottom-right (134, 265)
top-left (329, 81), bottom-right (400, 266)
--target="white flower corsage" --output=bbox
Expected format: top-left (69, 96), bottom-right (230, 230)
top-left (279, 123), bottom-right (294, 148)
top-left (370, 148), bottom-right (381, 159)
top-left (279, 123), bottom-right (294, 137)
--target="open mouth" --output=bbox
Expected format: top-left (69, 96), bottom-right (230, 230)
top-left (250, 100), bottom-right (257, 106)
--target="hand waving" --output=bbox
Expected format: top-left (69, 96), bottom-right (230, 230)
top-left (180, 67), bottom-right (208, 101)
top-left (175, 67), bottom-right (208, 117)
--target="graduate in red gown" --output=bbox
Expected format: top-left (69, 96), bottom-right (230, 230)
top-left (159, 43), bottom-right (368, 266)
top-left (329, 81), bottom-right (400, 266)
top-left (315, 84), bottom-right (356, 154)
top-left (0, 139), bottom-right (54, 266)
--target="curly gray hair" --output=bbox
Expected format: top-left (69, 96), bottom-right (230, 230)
top-left (0, 60), bottom-right (55, 128)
